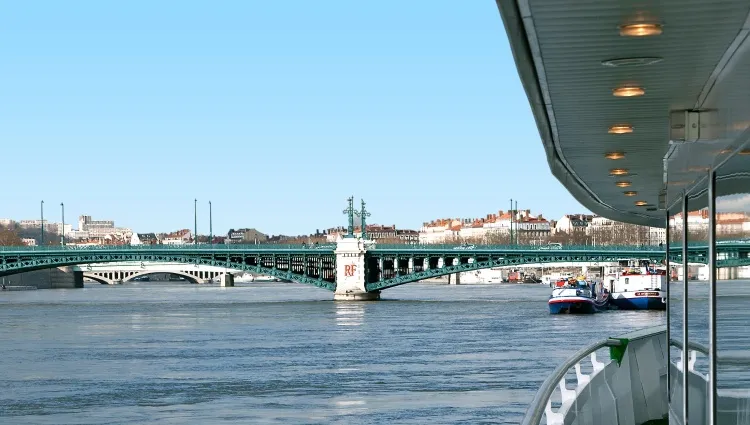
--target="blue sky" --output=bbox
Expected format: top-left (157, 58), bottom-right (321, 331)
top-left (1, 1), bottom-right (583, 235)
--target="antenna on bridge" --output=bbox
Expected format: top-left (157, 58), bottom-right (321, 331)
top-left (343, 196), bottom-right (356, 238)
top-left (359, 199), bottom-right (371, 239)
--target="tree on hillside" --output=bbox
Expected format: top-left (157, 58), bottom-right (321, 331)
top-left (374, 237), bottom-right (409, 245)
top-left (549, 230), bottom-right (591, 246)
top-left (484, 231), bottom-right (511, 245)
top-left (9, 224), bottom-right (60, 246)
top-left (0, 226), bottom-right (22, 246)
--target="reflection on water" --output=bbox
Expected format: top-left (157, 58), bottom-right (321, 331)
top-left (333, 397), bottom-right (368, 417)
top-left (335, 301), bottom-right (365, 327)
top-left (0, 280), bottom-right (706, 424)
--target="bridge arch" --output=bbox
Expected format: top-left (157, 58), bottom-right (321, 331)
top-left (82, 273), bottom-right (114, 285)
top-left (0, 249), bottom-right (337, 291)
top-left (123, 270), bottom-right (201, 284)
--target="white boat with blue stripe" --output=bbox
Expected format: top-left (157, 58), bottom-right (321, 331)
top-left (605, 266), bottom-right (666, 311)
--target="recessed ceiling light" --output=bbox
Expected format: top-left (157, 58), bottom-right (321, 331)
top-left (605, 151), bottom-right (626, 160)
top-left (610, 168), bottom-right (629, 176)
top-left (635, 201), bottom-right (648, 206)
top-left (715, 149), bottom-right (733, 155)
top-left (619, 23), bottom-right (663, 37)
top-left (601, 57), bottom-right (664, 67)
top-left (613, 87), bottom-right (645, 97)
top-left (609, 125), bottom-right (633, 134)
top-left (624, 191), bottom-right (637, 196)
top-left (615, 181), bottom-right (631, 188)
top-left (687, 166), bottom-right (710, 172)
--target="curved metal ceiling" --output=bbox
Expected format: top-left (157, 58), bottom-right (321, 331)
top-left (496, 0), bottom-right (750, 227)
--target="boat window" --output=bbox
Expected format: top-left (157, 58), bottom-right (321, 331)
top-left (714, 147), bottom-right (750, 398)
top-left (667, 206), bottom-right (682, 396)
top-left (624, 277), bottom-right (629, 285)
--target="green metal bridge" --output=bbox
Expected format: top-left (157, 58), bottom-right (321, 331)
top-left (1, 242), bottom-right (749, 292)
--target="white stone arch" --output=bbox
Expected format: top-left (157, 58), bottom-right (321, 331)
top-left (83, 273), bottom-right (114, 285)
top-left (123, 270), bottom-right (203, 284)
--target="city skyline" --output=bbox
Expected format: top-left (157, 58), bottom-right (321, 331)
top-left (5, 193), bottom-right (750, 241)
top-left (2, 1), bottom-right (587, 236)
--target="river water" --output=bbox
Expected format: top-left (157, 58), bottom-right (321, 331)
top-left (0, 280), bottom-right (745, 424)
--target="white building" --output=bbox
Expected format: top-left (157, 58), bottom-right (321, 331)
top-left (73, 215), bottom-right (131, 241)
top-left (67, 230), bottom-right (90, 240)
top-left (648, 227), bottom-right (667, 245)
top-left (162, 229), bottom-right (192, 245)
top-left (669, 210), bottom-right (709, 229)
top-left (418, 210), bottom-right (547, 244)
top-left (553, 214), bottom-right (591, 234)
top-left (419, 219), bottom-right (453, 244)
top-left (19, 219), bottom-right (49, 228)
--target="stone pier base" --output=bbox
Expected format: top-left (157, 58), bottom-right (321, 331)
top-left (333, 291), bottom-right (380, 301)
top-left (220, 273), bottom-right (235, 287)
top-left (73, 271), bottom-right (84, 288)
top-left (2, 267), bottom-right (83, 289)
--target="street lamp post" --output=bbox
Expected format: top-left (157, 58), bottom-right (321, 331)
top-left (60, 202), bottom-right (65, 246)
top-left (509, 198), bottom-right (513, 245)
top-left (40, 200), bottom-right (45, 246)
top-left (194, 199), bottom-right (198, 245)
top-left (209, 201), bottom-right (213, 245)
top-left (515, 200), bottom-right (519, 245)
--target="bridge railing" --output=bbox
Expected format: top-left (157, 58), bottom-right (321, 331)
top-left (0, 243), bottom-right (336, 252)
top-left (372, 243), bottom-right (670, 251)
top-left (0, 241), bottom-right (744, 253)
top-left (371, 242), bottom-right (750, 251)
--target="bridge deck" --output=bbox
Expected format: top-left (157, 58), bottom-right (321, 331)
top-left (0, 242), bottom-right (748, 293)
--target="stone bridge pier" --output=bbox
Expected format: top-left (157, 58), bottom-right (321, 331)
top-left (334, 236), bottom-right (379, 301)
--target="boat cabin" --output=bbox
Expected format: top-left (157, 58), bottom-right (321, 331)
top-left (605, 266), bottom-right (666, 294)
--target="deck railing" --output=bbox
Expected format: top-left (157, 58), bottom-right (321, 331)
top-left (521, 337), bottom-right (623, 425)
top-left (667, 339), bottom-right (750, 424)
top-left (669, 338), bottom-right (750, 368)
top-left (522, 326), bottom-right (667, 425)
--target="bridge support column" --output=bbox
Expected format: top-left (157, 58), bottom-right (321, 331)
top-left (450, 258), bottom-right (460, 285)
top-left (220, 273), bottom-right (234, 287)
top-left (73, 271), bottom-right (84, 288)
top-left (334, 237), bottom-right (379, 301)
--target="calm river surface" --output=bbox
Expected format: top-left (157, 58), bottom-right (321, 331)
top-left (0, 280), bottom-right (745, 424)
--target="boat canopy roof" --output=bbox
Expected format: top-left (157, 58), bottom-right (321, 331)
top-left (495, 0), bottom-right (750, 226)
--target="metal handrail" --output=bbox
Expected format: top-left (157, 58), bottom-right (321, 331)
top-left (669, 339), bottom-right (750, 366)
top-left (520, 337), bottom-right (623, 425)
top-left (522, 325), bottom-right (667, 425)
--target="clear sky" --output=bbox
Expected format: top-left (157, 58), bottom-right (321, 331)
top-left (1, 1), bottom-right (585, 235)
